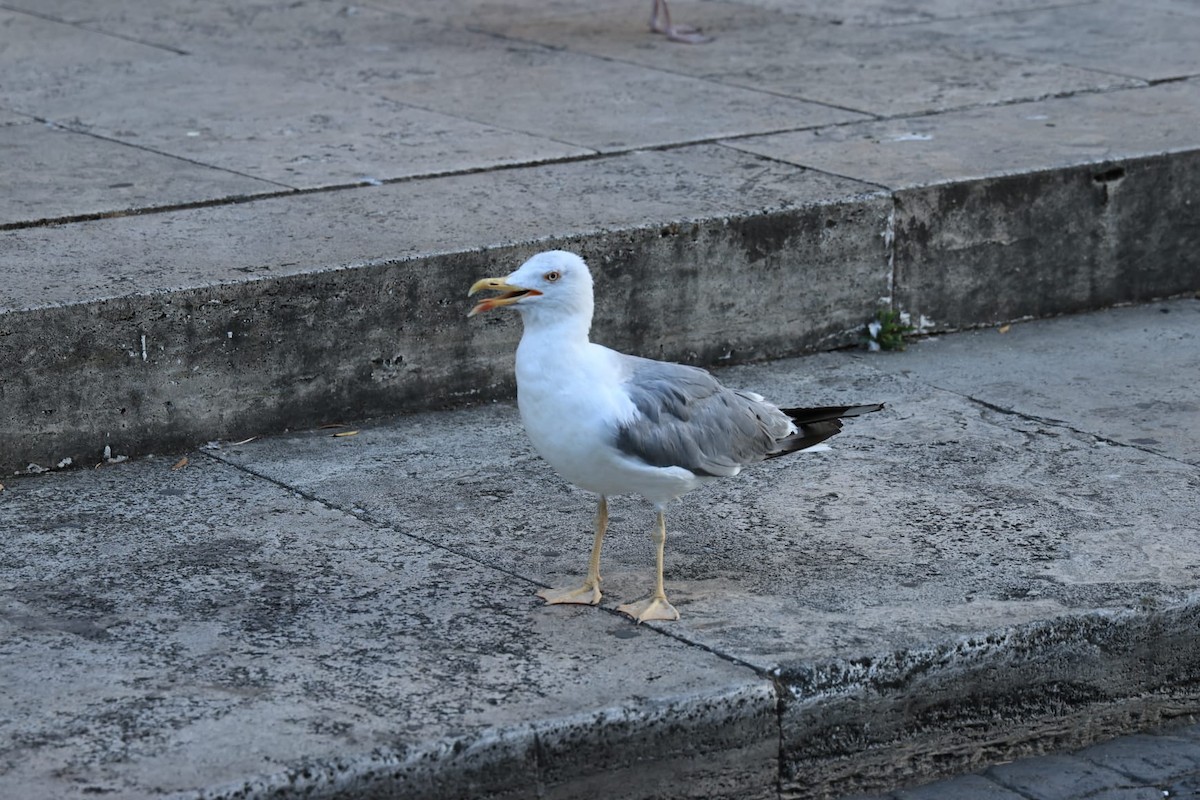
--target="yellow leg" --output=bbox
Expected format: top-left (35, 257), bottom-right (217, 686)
top-left (618, 511), bottom-right (680, 622)
top-left (538, 496), bottom-right (607, 606)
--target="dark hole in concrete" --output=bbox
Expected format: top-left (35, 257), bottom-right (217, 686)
top-left (1093, 167), bottom-right (1126, 184)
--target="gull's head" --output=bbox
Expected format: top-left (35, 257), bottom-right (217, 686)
top-left (468, 250), bottom-right (594, 326)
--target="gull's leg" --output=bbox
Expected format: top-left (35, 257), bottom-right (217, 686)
top-left (649, 0), bottom-right (712, 44)
top-left (538, 495), bottom-right (607, 606)
top-left (618, 510), bottom-right (681, 622)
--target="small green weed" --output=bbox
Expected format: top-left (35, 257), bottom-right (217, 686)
top-left (865, 308), bottom-right (915, 351)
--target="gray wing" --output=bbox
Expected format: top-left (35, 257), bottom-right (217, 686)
top-left (613, 354), bottom-right (794, 477)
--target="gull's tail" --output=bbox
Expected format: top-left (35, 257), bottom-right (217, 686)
top-left (768, 403), bottom-right (884, 458)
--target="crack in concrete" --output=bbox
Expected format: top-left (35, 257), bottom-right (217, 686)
top-left (959, 393), bottom-right (1200, 471)
top-left (0, 3), bottom-right (191, 55)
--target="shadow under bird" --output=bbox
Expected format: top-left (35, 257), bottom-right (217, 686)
top-left (468, 251), bottom-right (881, 622)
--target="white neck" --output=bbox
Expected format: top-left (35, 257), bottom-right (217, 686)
top-left (516, 304), bottom-right (593, 345)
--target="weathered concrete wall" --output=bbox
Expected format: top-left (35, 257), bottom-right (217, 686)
top-left (893, 152), bottom-right (1200, 329)
top-left (0, 187), bottom-right (892, 474)
top-left (779, 601), bottom-right (1200, 798)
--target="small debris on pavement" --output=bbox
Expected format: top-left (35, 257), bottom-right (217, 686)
top-left (172, 457), bottom-right (189, 471)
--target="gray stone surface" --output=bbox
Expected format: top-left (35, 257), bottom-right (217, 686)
top-left (924, 2), bottom-right (1200, 82)
top-left (894, 774), bottom-right (1027, 800)
top-left (0, 456), bottom-right (777, 800)
top-left (5, 52), bottom-right (587, 191)
top-left (0, 121), bottom-right (275, 226)
top-left (726, 80), bottom-right (1200, 190)
top-left (487, 4), bottom-right (1138, 118)
top-left (215, 311), bottom-right (1200, 664)
top-left (4, 0), bottom-right (1200, 469)
top-left (1077, 733), bottom-right (1200, 783)
top-left (213, 302), bottom-right (1200, 797)
top-left (368, 34), bottom-right (862, 152)
top-left (986, 755), bottom-right (1141, 800)
top-left (866, 299), bottom-right (1200, 466)
top-left (5, 300), bottom-right (1200, 797)
top-left (0, 145), bottom-right (889, 475)
top-left (714, 0), bottom-right (1068, 26)
top-left (732, 83), bottom-right (1200, 330)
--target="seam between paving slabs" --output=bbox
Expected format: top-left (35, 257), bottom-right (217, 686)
top-left (0, 2), bottom-right (192, 55)
top-left (199, 447), bottom-right (793, 797)
top-left (6, 75), bottom-right (1172, 233)
top-left (943, 389), bottom-right (1200, 471)
top-left (199, 446), bottom-right (781, 676)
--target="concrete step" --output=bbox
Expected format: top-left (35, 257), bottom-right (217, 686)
top-left (4, 1), bottom-right (1200, 475)
top-left (3, 300), bottom-right (1199, 799)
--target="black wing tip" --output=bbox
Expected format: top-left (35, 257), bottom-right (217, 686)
top-left (764, 402), bottom-right (883, 460)
top-left (780, 403), bottom-right (884, 423)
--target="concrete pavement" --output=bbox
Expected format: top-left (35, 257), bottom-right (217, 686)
top-left (4, 0), bottom-right (1200, 796)
top-left (2, 0), bottom-right (1199, 471)
top-left (3, 299), bottom-right (1200, 798)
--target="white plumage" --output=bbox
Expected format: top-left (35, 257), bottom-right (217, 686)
top-left (469, 250), bottom-right (881, 621)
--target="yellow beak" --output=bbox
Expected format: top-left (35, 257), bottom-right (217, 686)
top-left (467, 277), bottom-right (541, 317)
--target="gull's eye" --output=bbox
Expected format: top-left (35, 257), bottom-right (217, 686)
top-left (544, 271), bottom-right (561, 282)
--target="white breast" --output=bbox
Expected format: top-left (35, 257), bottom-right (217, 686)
top-left (515, 338), bottom-right (701, 503)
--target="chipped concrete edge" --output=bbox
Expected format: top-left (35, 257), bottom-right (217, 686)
top-left (5, 148), bottom-right (1200, 474)
top-left (165, 596), bottom-right (1200, 799)
top-left (178, 680), bottom-right (780, 800)
top-left (778, 593), bottom-right (1200, 798)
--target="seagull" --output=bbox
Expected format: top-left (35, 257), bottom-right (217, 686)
top-left (468, 251), bottom-right (881, 622)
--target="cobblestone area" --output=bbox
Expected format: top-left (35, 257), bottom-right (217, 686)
top-left (853, 723), bottom-right (1200, 800)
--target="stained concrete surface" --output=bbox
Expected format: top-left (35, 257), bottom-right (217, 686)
top-left (0, 122), bottom-right (276, 226)
top-left (857, 724), bottom-right (1200, 799)
top-left (486, 4), bottom-right (1140, 118)
top-left (209, 299), bottom-right (1200, 795)
top-left (0, 456), bottom-right (777, 800)
top-left (2, 0), bottom-right (1200, 796)
top-left (0, 146), bottom-right (890, 474)
top-left (3, 0), bottom-right (1200, 472)
top-left (867, 299), bottom-right (1200, 467)
top-left (2, 300), bottom-right (1198, 797)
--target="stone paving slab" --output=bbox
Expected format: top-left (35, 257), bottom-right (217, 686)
top-left (0, 8), bottom-right (178, 85)
top-left (370, 40), bottom-right (862, 152)
top-left (0, 121), bottom-right (276, 227)
top-left (4, 48), bottom-right (588, 193)
top-left (711, 0), bottom-right (1068, 26)
top-left (729, 82), bottom-right (1200, 330)
top-left (860, 723), bottom-right (1200, 799)
top-left (1078, 733), bottom-right (1200, 784)
top-left (0, 145), bottom-right (889, 475)
top-left (923, 1), bottom-right (1200, 82)
top-left (726, 80), bottom-right (1200, 190)
top-left (866, 299), bottom-right (1200, 467)
top-left (0, 455), bottom-right (777, 800)
top-left (211, 300), bottom-right (1200, 796)
top-left (3, 300), bottom-right (1200, 798)
top-left (484, 4), bottom-right (1139, 118)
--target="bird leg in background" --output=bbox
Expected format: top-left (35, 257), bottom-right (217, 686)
top-left (618, 511), bottom-right (681, 622)
top-left (649, 0), bottom-right (712, 44)
top-left (538, 495), bottom-right (608, 606)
